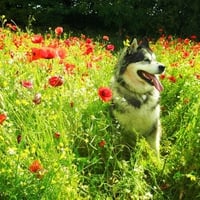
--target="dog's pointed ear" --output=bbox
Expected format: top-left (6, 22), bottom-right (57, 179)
top-left (126, 38), bottom-right (138, 54)
top-left (140, 37), bottom-right (150, 48)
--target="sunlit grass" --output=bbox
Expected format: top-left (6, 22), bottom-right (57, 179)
top-left (0, 21), bottom-right (200, 199)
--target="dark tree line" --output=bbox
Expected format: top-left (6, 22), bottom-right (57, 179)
top-left (0, 0), bottom-right (199, 38)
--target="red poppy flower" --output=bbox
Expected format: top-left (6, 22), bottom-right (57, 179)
top-left (170, 62), bottom-right (178, 67)
top-left (40, 47), bottom-right (56, 59)
top-left (64, 37), bottom-right (79, 47)
top-left (167, 35), bottom-right (173, 40)
top-left (49, 76), bottom-right (64, 87)
top-left (21, 80), bottom-right (33, 89)
top-left (29, 48), bottom-right (42, 61)
top-left (160, 74), bottom-right (166, 80)
top-left (0, 113), bottom-right (6, 124)
top-left (196, 74), bottom-right (200, 80)
top-left (184, 38), bottom-right (190, 45)
top-left (103, 35), bottom-right (109, 41)
top-left (29, 160), bottom-right (43, 173)
top-left (84, 44), bottom-right (94, 55)
top-left (98, 87), bottom-right (112, 102)
top-left (0, 43), bottom-right (4, 50)
top-left (54, 132), bottom-right (60, 139)
top-left (30, 47), bottom-right (57, 61)
top-left (6, 23), bottom-right (18, 31)
top-left (55, 26), bottom-right (63, 36)
top-left (189, 59), bottom-right (195, 67)
top-left (64, 39), bottom-right (71, 47)
top-left (13, 35), bottom-right (22, 48)
top-left (99, 140), bottom-right (106, 148)
top-left (168, 76), bottom-right (177, 83)
top-left (106, 44), bottom-right (115, 51)
top-left (85, 38), bottom-right (92, 44)
top-left (64, 63), bottom-right (75, 74)
top-left (31, 34), bottom-right (43, 43)
top-left (182, 51), bottom-right (190, 59)
top-left (190, 35), bottom-right (197, 40)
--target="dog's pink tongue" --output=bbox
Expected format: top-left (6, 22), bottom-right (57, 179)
top-left (149, 74), bottom-right (164, 92)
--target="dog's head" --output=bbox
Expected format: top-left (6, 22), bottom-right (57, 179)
top-left (116, 38), bottom-right (165, 93)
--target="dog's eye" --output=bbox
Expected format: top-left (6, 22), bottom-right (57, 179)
top-left (144, 58), bottom-right (151, 63)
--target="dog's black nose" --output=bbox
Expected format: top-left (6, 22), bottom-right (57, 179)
top-left (158, 65), bottom-right (165, 73)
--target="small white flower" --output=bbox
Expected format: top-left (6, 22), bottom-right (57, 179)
top-left (7, 147), bottom-right (16, 155)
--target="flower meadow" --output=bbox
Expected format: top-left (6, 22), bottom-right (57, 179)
top-left (0, 21), bottom-right (200, 200)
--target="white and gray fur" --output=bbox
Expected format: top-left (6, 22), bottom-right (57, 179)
top-left (111, 38), bottom-right (165, 155)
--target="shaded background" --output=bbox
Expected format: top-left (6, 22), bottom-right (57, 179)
top-left (1, 0), bottom-right (199, 39)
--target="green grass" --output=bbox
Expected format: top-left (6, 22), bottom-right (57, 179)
top-left (0, 24), bottom-right (200, 200)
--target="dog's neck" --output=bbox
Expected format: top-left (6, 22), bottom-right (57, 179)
top-left (113, 78), bottom-right (153, 108)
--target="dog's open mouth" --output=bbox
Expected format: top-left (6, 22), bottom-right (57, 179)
top-left (137, 70), bottom-right (163, 92)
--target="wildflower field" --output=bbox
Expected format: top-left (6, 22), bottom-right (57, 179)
top-left (0, 19), bottom-right (200, 199)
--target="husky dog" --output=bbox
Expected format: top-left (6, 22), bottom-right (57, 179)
top-left (111, 38), bottom-right (165, 155)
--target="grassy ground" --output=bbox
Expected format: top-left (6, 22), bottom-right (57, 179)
top-left (0, 21), bottom-right (200, 199)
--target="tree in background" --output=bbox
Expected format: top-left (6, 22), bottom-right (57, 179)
top-left (0, 0), bottom-right (199, 38)
top-left (154, 0), bottom-right (200, 37)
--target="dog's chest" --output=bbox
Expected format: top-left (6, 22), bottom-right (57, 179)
top-left (112, 93), bottom-right (160, 135)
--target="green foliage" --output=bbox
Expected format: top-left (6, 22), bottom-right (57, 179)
top-left (0, 21), bottom-right (200, 199)
top-left (0, 0), bottom-right (199, 37)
